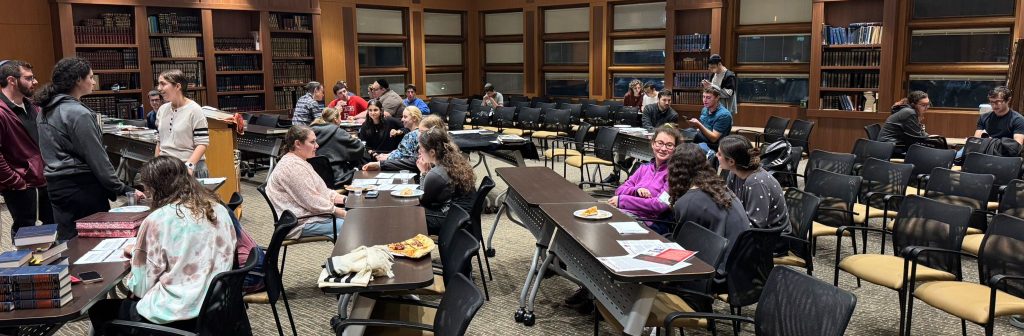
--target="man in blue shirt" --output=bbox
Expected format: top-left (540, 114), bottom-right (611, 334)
top-left (688, 87), bottom-right (732, 156)
top-left (402, 84), bottom-right (430, 114)
top-left (146, 89), bottom-right (163, 130)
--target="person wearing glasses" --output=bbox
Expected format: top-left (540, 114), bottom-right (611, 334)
top-left (879, 91), bottom-right (944, 156)
top-left (974, 86), bottom-right (1024, 146)
top-left (145, 89), bottom-right (163, 130)
top-left (402, 84), bottom-right (430, 114)
top-left (370, 79), bottom-right (404, 118)
top-left (608, 125), bottom-right (684, 234)
top-left (481, 83), bottom-right (503, 113)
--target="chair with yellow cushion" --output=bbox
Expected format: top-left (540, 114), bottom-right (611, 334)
top-left (917, 168), bottom-right (994, 253)
top-left (902, 144), bottom-right (956, 195)
top-left (804, 169), bottom-right (863, 255)
top-left (256, 184), bottom-right (337, 276)
top-left (491, 105), bottom-right (518, 134)
top-left (503, 107), bottom-right (540, 138)
top-left (567, 127), bottom-right (618, 187)
top-left (774, 188), bottom-right (822, 275)
top-left (772, 149), bottom-right (856, 190)
top-left (962, 152), bottom-right (1023, 212)
top-left (544, 122), bottom-right (591, 176)
top-left (853, 158), bottom-right (914, 253)
top-left (244, 211), bottom-right (299, 336)
top-left (850, 138), bottom-right (895, 174)
top-left (833, 195), bottom-right (972, 336)
top-left (582, 104), bottom-right (612, 127)
top-left (905, 213), bottom-right (1024, 336)
top-left (963, 179), bottom-right (1024, 255)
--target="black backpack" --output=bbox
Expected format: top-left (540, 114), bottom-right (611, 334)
top-left (761, 139), bottom-right (794, 174)
top-left (955, 136), bottom-right (1023, 165)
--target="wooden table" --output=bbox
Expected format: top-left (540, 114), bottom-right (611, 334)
top-left (323, 206), bottom-right (433, 336)
top-left (0, 238), bottom-right (131, 333)
top-left (343, 171), bottom-right (420, 209)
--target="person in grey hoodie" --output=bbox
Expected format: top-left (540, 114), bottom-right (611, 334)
top-left (35, 57), bottom-right (144, 240)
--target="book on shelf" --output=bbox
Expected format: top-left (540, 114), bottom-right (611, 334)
top-left (75, 13), bottom-right (134, 44)
top-left (166, 37), bottom-right (200, 58)
top-left (216, 55), bottom-right (261, 71)
top-left (273, 61), bottom-right (312, 85)
top-left (820, 72), bottom-right (879, 88)
top-left (269, 13), bottom-right (312, 31)
top-left (673, 73), bottom-right (712, 89)
top-left (674, 34), bottom-right (710, 52)
top-left (821, 94), bottom-right (863, 111)
top-left (675, 55), bottom-right (708, 70)
top-left (673, 91), bottom-right (701, 105)
top-left (0, 251), bottom-right (32, 268)
top-left (823, 22), bottom-right (883, 45)
top-left (81, 96), bottom-right (141, 119)
top-left (217, 75), bottom-right (264, 92)
top-left (91, 73), bottom-right (140, 91)
top-left (152, 61), bottom-right (204, 88)
top-left (214, 37), bottom-right (258, 52)
top-left (822, 49), bottom-right (881, 67)
top-left (271, 37), bottom-right (311, 57)
top-left (219, 95), bottom-right (265, 112)
top-left (13, 225), bottom-right (57, 247)
top-left (147, 13), bottom-right (200, 34)
top-left (76, 49), bottom-right (138, 70)
top-left (275, 86), bottom-right (303, 110)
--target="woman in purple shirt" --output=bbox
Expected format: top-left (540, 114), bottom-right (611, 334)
top-left (608, 125), bottom-right (684, 234)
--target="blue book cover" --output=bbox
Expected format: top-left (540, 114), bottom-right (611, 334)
top-left (0, 251), bottom-right (32, 267)
top-left (13, 224), bottom-right (57, 239)
top-left (1, 265), bottom-right (69, 286)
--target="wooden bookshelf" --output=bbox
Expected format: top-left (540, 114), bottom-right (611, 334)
top-left (270, 12), bottom-right (320, 111)
top-left (61, 4), bottom-right (143, 119)
top-left (211, 9), bottom-right (266, 112)
top-left (666, 1), bottom-right (722, 107)
top-left (146, 7), bottom-right (206, 107)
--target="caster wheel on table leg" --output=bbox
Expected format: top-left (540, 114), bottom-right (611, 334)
top-left (514, 308), bottom-right (526, 323)
top-left (523, 312), bottom-right (536, 326)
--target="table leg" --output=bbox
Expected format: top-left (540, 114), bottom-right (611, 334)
top-left (485, 191), bottom-right (510, 257)
top-left (515, 240), bottom-right (544, 325)
top-left (339, 294), bottom-right (376, 336)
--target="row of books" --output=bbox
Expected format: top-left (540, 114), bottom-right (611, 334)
top-left (675, 55), bottom-right (709, 71)
top-left (673, 91), bottom-right (702, 105)
top-left (186, 90), bottom-right (208, 106)
top-left (82, 96), bottom-right (141, 119)
top-left (674, 73), bottom-right (712, 89)
top-left (83, 13), bottom-right (132, 29)
top-left (269, 13), bottom-right (312, 31)
top-left (77, 49), bottom-right (138, 70)
top-left (821, 94), bottom-right (863, 111)
top-left (822, 49), bottom-right (881, 67)
top-left (93, 73), bottom-right (140, 91)
top-left (821, 72), bottom-right (879, 89)
top-left (147, 13), bottom-right (201, 34)
top-left (150, 37), bottom-right (202, 58)
top-left (275, 88), bottom-right (304, 110)
top-left (152, 61), bottom-right (204, 88)
top-left (216, 55), bottom-right (261, 71)
top-left (823, 22), bottom-right (883, 45)
top-left (214, 37), bottom-right (258, 52)
top-left (219, 95), bottom-right (265, 112)
top-left (0, 224), bottom-right (72, 311)
top-left (74, 26), bottom-right (134, 45)
top-left (271, 38), bottom-right (311, 57)
top-left (673, 34), bottom-right (711, 52)
top-left (217, 75), bottom-right (264, 92)
top-left (272, 62), bottom-right (312, 85)
top-left (77, 211), bottom-right (147, 238)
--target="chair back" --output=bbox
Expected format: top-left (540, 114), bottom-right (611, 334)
top-left (442, 229), bottom-right (480, 285)
top-left (786, 119), bottom-right (815, 154)
top-left (890, 195), bottom-right (971, 276)
top-left (535, 102), bottom-right (557, 110)
top-left (553, 97), bottom-right (571, 105)
top-left (572, 122), bottom-right (592, 154)
top-left (542, 108), bottom-right (572, 133)
top-left (448, 109), bottom-right (468, 131)
top-left (256, 183), bottom-right (279, 223)
top-left (262, 211), bottom-right (298, 306)
top-left (517, 107), bottom-right (542, 130)
top-left (998, 179), bottom-right (1024, 217)
top-left (805, 169), bottom-right (862, 229)
top-left (851, 138), bottom-right (895, 166)
top-left (923, 168), bottom-right (994, 211)
top-left (864, 123), bottom-right (882, 141)
top-left (962, 152), bottom-right (1024, 201)
top-left (583, 104), bottom-right (611, 126)
top-left (433, 274), bottom-right (485, 336)
top-left (978, 214), bottom-right (1024, 298)
top-left (432, 97), bottom-right (450, 104)
top-left (227, 192), bottom-right (244, 212)
top-left (506, 95), bottom-right (528, 104)
top-left (449, 98), bottom-right (468, 106)
top-left (561, 103), bottom-right (583, 123)
top-left (601, 99), bottom-right (624, 107)
top-left (469, 101), bottom-right (483, 114)
top-left (858, 158), bottom-right (914, 209)
top-left (438, 207), bottom-right (471, 264)
top-left (494, 106), bottom-right (518, 129)
top-left (784, 188), bottom-right (821, 265)
top-left (194, 247), bottom-right (259, 336)
top-left (670, 222), bottom-right (728, 294)
top-left (468, 99), bottom-right (482, 109)
top-left (307, 156), bottom-right (336, 189)
top-left (904, 145), bottom-right (955, 180)
top-left (774, 146), bottom-right (805, 188)
top-left (613, 106), bottom-right (641, 126)
top-left (529, 96), bottom-right (549, 107)
top-left (579, 98), bottom-right (598, 109)
top-left (450, 103), bottom-right (469, 114)
top-left (513, 101), bottom-right (532, 111)
top-left (763, 116), bottom-right (791, 144)
top-left (253, 114), bottom-right (279, 127)
top-left (803, 150), bottom-right (856, 180)
top-left (468, 176), bottom-right (496, 243)
top-left (755, 267), bottom-right (856, 336)
top-left (722, 226), bottom-right (784, 307)
top-left (593, 127), bottom-right (619, 161)
top-left (428, 101), bottom-right (450, 117)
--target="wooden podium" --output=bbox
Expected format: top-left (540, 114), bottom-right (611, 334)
top-left (205, 117), bottom-right (241, 203)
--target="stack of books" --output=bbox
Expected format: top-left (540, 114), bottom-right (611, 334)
top-left (10, 224), bottom-right (67, 266)
top-left (0, 265), bottom-right (72, 311)
top-left (823, 22), bottom-right (883, 45)
top-left (75, 211), bottom-right (150, 238)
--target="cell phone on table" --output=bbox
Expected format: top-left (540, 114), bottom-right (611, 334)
top-left (366, 190), bottom-right (379, 198)
top-left (78, 271), bottom-right (103, 284)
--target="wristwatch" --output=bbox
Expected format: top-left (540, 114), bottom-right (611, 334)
top-left (185, 161), bottom-right (195, 170)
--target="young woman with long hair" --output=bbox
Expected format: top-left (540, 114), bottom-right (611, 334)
top-left (380, 105), bottom-right (423, 161)
top-left (267, 125), bottom-right (347, 239)
top-left (35, 57), bottom-right (143, 239)
top-left (362, 115), bottom-right (446, 172)
top-left (155, 69), bottom-right (209, 177)
top-left (357, 99), bottom-right (405, 156)
top-left (416, 127), bottom-right (476, 234)
top-left (717, 135), bottom-right (788, 231)
top-left (623, 79), bottom-right (644, 108)
top-left (89, 156), bottom-right (235, 332)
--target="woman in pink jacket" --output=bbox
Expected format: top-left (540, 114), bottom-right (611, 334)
top-left (608, 125), bottom-right (684, 234)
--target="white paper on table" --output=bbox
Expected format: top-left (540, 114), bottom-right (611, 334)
top-left (650, 262), bottom-right (692, 274)
top-left (608, 221), bottom-right (648, 235)
top-left (197, 177), bottom-right (227, 185)
top-left (617, 240), bottom-right (664, 255)
top-left (373, 179), bottom-right (392, 185)
top-left (375, 173), bottom-right (395, 178)
top-left (597, 255), bottom-right (669, 272)
top-left (375, 184), bottom-right (396, 191)
top-left (392, 173), bottom-right (417, 180)
top-left (94, 238), bottom-right (130, 251)
top-left (76, 250), bottom-right (114, 264)
top-left (103, 252), bottom-right (128, 263)
top-left (352, 179), bottom-right (377, 187)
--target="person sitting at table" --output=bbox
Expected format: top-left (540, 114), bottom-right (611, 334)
top-left (416, 127), bottom-right (476, 235)
top-left (155, 69), bottom-right (209, 177)
top-left (962, 86), bottom-right (1024, 159)
top-left (402, 84), bottom-right (430, 114)
top-left (623, 79), bottom-right (644, 108)
top-left (326, 80), bottom-right (368, 120)
top-left (88, 156), bottom-right (236, 333)
top-left (267, 125), bottom-right (347, 239)
top-left (607, 125), bottom-right (683, 234)
top-left (292, 81), bottom-right (325, 126)
top-left (603, 90), bottom-right (680, 184)
top-left (377, 106), bottom-right (423, 161)
top-left (361, 115), bottom-right (446, 173)
top-left (717, 135), bottom-right (788, 231)
top-left (641, 82), bottom-right (658, 107)
top-left (879, 91), bottom-right (944, 156)
top-left (358, 99), bottom-right (406, 158)
top-left (311, 107), bottom-right (366, 182)
top-left (687, 87), bottom-right (733, 157)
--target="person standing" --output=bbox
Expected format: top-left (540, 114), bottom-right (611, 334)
top-left (402, 84), bottom-right (430, 114)
top-left (701, 54), bottom-right (738, 114)
top-left (688, 87), bottom-right (733, 156)
top-left (292, 81), bottom-right (324, 126)
top-left (623, 79), bottom-right (644, 108)
top-left (372, 79), bottom-right (404, 118)
top-left (326, 81), bottom-right (367, 120)
top-left (35, 57), bottom-right (144, 240)
top-left (145, 89), bottom-right (163, 130)
top-left (0, 60), bottom-right (54, 238)
top-left (481, 83), bottom-right (504, 113)
top-left (155, 70), bottom-right (209, 177)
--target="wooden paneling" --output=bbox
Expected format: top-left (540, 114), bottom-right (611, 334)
top-left (0, 0), bottom-right (56, 83)
top-left (589, 5), bottom-right (605, 98)
top-left (732, 104), bottom-right (803, 128)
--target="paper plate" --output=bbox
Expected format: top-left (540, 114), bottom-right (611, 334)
top-left (110, 206), bottom-right (150, 213)
top-left (391, 189), bottom-right (425, 197)
top-left (573, 209), bottom-right (613, 220)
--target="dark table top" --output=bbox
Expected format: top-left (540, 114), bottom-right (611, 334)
top-left (343, 171), bottom-right (421, 209)
top-left (244, 124), bottom-right (289, 136)
top-left (323, 206), bottom-right (434, 294)
top-left (0, 238), bottom-right (131, 327)
top-left (495, 167), bottom-right (595, 206)
top-left (539, 202), bottom-right (716, 283)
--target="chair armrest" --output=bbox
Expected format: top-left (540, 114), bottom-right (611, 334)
top-left (780, 233), bottom-right (811, 246)
top-left (663, 312), bottom-right (754, 331)
top-left (836, 225), bottom-right (887, 237)
top-left (333, 319), bottom-right (433, 334)
top-left (818, 206), bottom-right (859, 217)
top-left (657, 286), bottom-right (717, 301)
top-left (990, 274), bottom-right (1024, 286)
top-left (902, 246), bottom-right (978, 261)
top-left (106, 320), bottom-right (196, 336)
top-left (771, 171), bottom-right (805, 179)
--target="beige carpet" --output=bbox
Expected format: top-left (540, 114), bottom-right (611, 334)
top-left (0, 154), bottom-right (1021, 335)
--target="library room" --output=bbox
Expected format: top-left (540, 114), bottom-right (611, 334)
top-left (2, 0), bottom-right (1024, 335)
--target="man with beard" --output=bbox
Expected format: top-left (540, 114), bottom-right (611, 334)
top-left (0, 60), bottom-right (54, 238)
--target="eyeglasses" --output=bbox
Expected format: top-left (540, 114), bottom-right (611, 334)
top-left (653, 141), bottom-right (676, 149)
top-left (18, 76), bottom-right (35, 82)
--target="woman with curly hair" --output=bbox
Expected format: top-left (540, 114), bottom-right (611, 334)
top-left (416, 127), bottom-right (476, 234)
top-left (623, 79), bottom-right (644, 108)
top-left (668, 143), bottom-right (749, 272)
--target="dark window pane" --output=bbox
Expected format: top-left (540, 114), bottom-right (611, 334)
top-left (544, 73), bottom-right (589, 97)
top-left (909, 76), bottom-right (1005, 108)
top-left (544, 41), bottom-right (588, 65)
top-left (912, 0), bottom-right (1014, 18)
top-left (358, 43), bottom-right (405, 67)
top-left (738, 75), bottom-right (808, 104)
top-left (612, 39), bottom-right (665, 65)
top-left (612, 74), bottom-right (664, 97)
top-left (737, 34), bottom-right (811, 63)
top-left (910, 29), bottom-right (1011, 63)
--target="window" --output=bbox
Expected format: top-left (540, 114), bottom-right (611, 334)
top-left (356, 8), bottom-right (403, 35)
top-left (912, 0), bottom-right (1014, 19)
top-left (909, 75), bottom-right (1005, 109)
top-left (358, 42), bottom-right (405, 67)
top-left (612, 38), bottom-right (665, 65)
top-left (613, 2), bottom-right (665, 31)
top-left (737, 34), bottom-right (811, 63)
top-left (544, 7), bottom-right (589, 34)
top-left (486, 43), bottom-right (523, 64)
top-left (485, 12), bottom-right (523, 36)
top-left (359, 75), bottom-right (406, 98)
top-left (485, 73), bottom-right (524, 95)
top-left (426, 44), bottom-right (462, 66)
top-left (424, 12), bottom-right (461, 36)
top-left (612, 74), bottom-right (664, 97)
top-left (545, 73), bottom-right (589, 97)
top-left (910, 28), bottom-right (1011, 63)
top-left (426, 73), bottom-right (462, 96)
top-left (738, 74), bottom-right (808, 104)
top-left (544, 41), bottom-right (588, 64)
top-left (739, 0), bottom-right (812, 25)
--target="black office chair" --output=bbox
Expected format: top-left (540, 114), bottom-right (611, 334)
top-left (253, 114), bottom-right (279, 127)
top-left (308, 155), bottom-right (340, 189)
top-left (735, 116), bottom-right (790, 148)
top-left (582, 104), bottom-right (612, 127)
top-left (851, 138), bottom-right (895, 173)
top-left (256, 184), bottom-right (336, 275)
top-left (227, 192), bottom-right (244, 212)
top-left (774, 188), bottom-right (822, 275)
top-left (106, 247), bottom-right (260, 336)
top-left (431, 97), bottom-right (450, 104)
top-left (864, 123), bottom-right (882, 141)
top-left (429, 101), bottom-right (450, 123)
top-left (449, 98), bottom-right (468, 106)
top-left (805, 169), bottom-right (863, 254)
top-left (469, 176), bottom-right (497, 276)
top-left (772, 149), bottom-right (856, 189)
top-left (962, 152), bottom-right (1023, 209)
top-left (332, 274), bottom-right (485, 336)
top-left (534, 102), bottom-right (557, 110)
top-left (448, 109), bottom-right (467, 131)
top-left (903, 144), bottom-right (956, 195)
top-left (785, 119), bottom-right (815, 156)
top-left (243, 212), bottom-right (299, 336)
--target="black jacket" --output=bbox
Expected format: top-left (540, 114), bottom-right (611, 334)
top-left (879, 105), bottom-right (942, 150)
top-left (357, 116), bottom-right (405, 154)
top-left (641, 104), bottom-right (678, 131)
top-left (312, 123), bottom-right (365, 182)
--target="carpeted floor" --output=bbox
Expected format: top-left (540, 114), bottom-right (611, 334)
top-left (1, 153), bottom-right (1021, 336)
